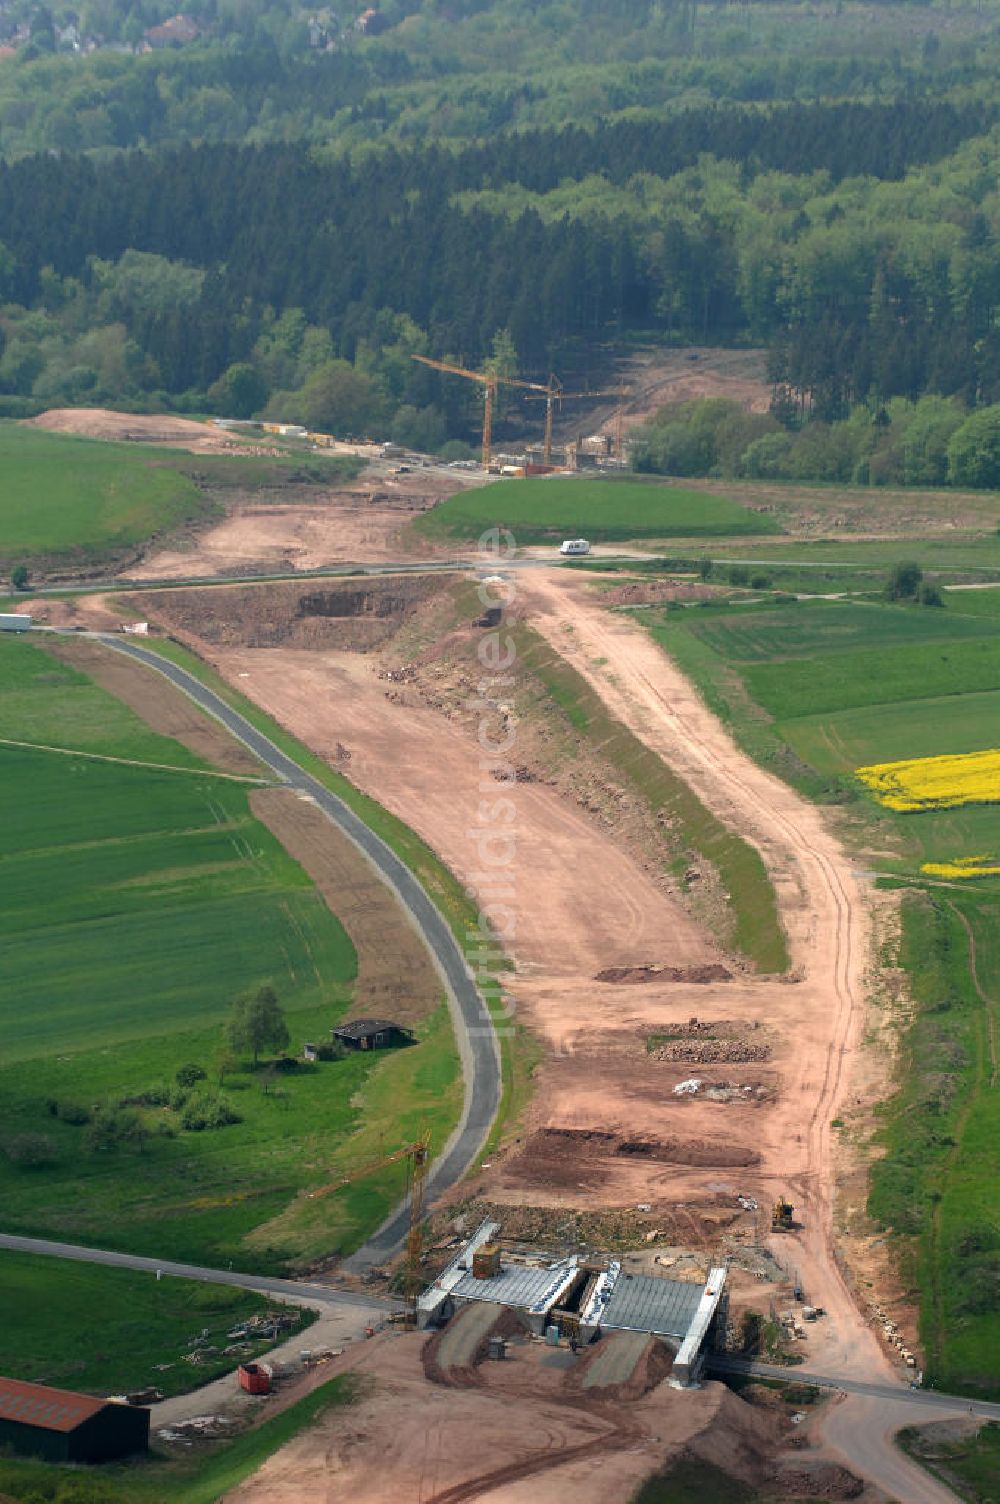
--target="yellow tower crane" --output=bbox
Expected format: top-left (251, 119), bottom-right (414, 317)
top-left (308, 1132), bottom-right (432, 1320)
top-left (411, 354), bottom-right (552, 469)
top-left (526, 385), bottom-right (629, 463)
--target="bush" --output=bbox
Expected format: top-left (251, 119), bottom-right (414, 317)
top-left (121, 1083), bottom-right (171, 1107)
top-left (175, 1063), bottom-right (207, 1088)
top-left (180, 1093), bottom-right (242, 1132)
top-left (741, 430), bottom-right (795, 479)
top-left (886, 561), bottom-right (923, 601)
top-left (727, 565), bottom-right (750, 586)
top-left (947, 404), bottom-right (1000, 489)
top-left (953, 1256), bottom-right (1000, 1317)
top-left (56, 1100), bottom-right (91, 1126)
top-left (315, 1039), bottom-right (347, 1062)
top-left (83, 1106), bottom-right (144, 1154)
top-left (4, 1132), bottom-right (59, 1167)
top-left (750, 573), bottom-right (772, 590)
top-left (918, 582), bottom-right (944, 607)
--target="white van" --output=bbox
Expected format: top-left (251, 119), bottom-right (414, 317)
top-left (559, 538), bottom-right (591, 556)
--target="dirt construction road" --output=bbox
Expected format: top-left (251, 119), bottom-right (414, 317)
top-left (515, 569), bottom-right (958, 1502)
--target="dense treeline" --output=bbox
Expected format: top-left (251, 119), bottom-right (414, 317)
top-left (413, 99), bottom-right (1000, 193)
top-left (0, 109), bottom-right (997, 420)
top-left (0, 0), bottom-right (997, 158)
top-left (631, 396), bottom-right (1000, 490)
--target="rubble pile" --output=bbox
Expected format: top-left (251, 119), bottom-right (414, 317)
top-left (656, 1039), bottom-right (772, 1064)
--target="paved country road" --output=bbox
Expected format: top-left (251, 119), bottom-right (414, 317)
top-left (0, 1232), bottom-right (394, 1313)
top-left (79, 632), bottom-right (501, 1268)
top-left (709, 1357), bottom-right (1000, 1420)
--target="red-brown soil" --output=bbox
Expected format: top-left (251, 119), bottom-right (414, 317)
top-left (226, 1328), bottom-right (789, 1504)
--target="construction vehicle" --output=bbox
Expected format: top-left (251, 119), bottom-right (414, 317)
top-left (772, 1197), bottom-right (794, 1232)
top-left (411, 355), bottom-right (552, 469)
top-left (308, 1133), bottom-right (432, 1320)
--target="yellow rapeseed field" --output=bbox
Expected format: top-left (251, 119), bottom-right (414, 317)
top-left (921, 855), bottom-right (1000, 880)
top-left (855, 748), bottom-right (1000, 811)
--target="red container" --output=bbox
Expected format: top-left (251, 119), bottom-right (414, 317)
top-left (238, 1363), bottom-right (272, 1395)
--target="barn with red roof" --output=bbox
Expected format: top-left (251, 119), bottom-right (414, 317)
top-left (0, 1376), bottom-right (149, 1462)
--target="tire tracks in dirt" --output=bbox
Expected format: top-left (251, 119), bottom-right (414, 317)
top-left (511, 571), bottom-right (959, 1499)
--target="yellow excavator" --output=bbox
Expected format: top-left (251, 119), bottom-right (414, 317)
top-left (771, 1197), bottom-right (794, 1232)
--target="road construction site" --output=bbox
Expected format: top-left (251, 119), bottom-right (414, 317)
top-left (86, 558), bottom-right (945, 1498)
top-left (8, 417), bottom-right (976, 1502)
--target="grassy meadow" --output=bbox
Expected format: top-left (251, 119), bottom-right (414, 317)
top-left (0, 1254), bottom-right (298, 1398)
top-left (0, 423), bottom-right (362, 569)
top-left (418, 474), bottom-right (779, 544)
top-left (0, 632), bottom-right (211, 764)
top-left (0, 631), bottom-right (462, 1272)
top-left (0, 425), bottom-right (212, 563)
top-left (640, 583), bottom-right (1000, 1394)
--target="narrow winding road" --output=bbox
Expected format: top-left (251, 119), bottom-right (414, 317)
top-left (94, 633), bottom-right (502, 1267)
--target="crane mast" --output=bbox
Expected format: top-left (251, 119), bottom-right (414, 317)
top-left (308, 1132), bottom-right (432, 1322)
top-left (411, 354), bottom-right (549, 469)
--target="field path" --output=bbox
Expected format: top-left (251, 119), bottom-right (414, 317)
top-left (513, 569), bottom-right (957, 1496)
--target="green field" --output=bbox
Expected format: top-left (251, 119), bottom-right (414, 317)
top-left (0, 425), bottom-right (363, 568)
top-left (417, 475), bottom-right (779, 544)
top-left (0, 1254), bottom-right (300, 1398)
top-left (0, 633), bottom-right (213, 764)
top-left (943, 585), bottom-right (1000, 618)
top-left (0, 634), bottom-right (465, 1271)
top-left (707, 533), bottom-right (1000, 574)
top-left (743, 634), bottom-right (1000, 721)
top-left (687, 600), bottom-right (1000, 664)
top-left (870, 893), bottom-right (1000, 1397)
top-left (642, 587), bottom-right (1000, 1393)
top-left (0, 748), bottom-right (356, 1061)
top-left (0, 425), bottom-right (213, 563)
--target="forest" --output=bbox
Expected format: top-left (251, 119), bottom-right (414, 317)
top-left (0, 0), bottom-right (997, 466)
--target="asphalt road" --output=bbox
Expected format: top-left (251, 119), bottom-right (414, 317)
top-left (708, 1356), bottom-right (1000, 1419)
top-left (95, 633), bottom-right (502, 1269)
top-left (0, 1231), bottom-right (393, 1312)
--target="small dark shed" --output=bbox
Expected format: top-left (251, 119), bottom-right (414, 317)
top-left (333, 1018), bottom-right (411, 1051)
top-left (0, 1376), bottom-right (149, 1463)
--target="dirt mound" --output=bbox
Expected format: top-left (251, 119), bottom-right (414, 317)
top-left (144, 575), bottom-right (446, 652)
top-left (765, 1459), bottom-right (864, 1499)
top-left (422, 1304), bottom-right (528, 1387)
top-left (514, 1126), bottom-right (759, 1183)
top-left (596, 963), bottom-right (732, 985)
top-left (571, 1332), bottom-right (675, 1401)
top-left (25, 407), bottom-right (247, 453)
top-left (654, 1039), bottom-right (772, 1064)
